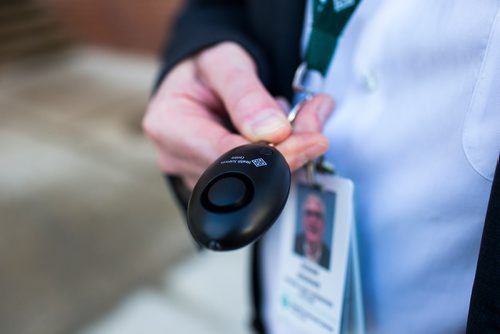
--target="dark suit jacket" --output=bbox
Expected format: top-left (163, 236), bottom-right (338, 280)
top-left (294, 234), bottom-right (331, 270)
top-left (155, 1), bottom-right (500, 333)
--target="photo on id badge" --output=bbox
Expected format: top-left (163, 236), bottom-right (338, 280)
top-left (293, 184), bottom-right (336, 270)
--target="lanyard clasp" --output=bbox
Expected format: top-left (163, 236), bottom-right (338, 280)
top-left (288, 62), bottom-right (324, 123)
top-left (290, 63), bottom-right (335, 190)
top-left (292, 62), bottom-right (324, 96)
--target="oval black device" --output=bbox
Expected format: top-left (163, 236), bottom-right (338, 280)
top-left (187, 143), bottom-right (291, 251)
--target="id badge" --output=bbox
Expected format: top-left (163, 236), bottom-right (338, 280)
top-left (273, 171), bottom-right (355, 334)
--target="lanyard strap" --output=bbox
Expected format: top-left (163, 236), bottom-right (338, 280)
top-left (304, 0), bottom-right (361, 76)
top-left (291, 0), bottom-right (362, 183)
top-left (291, 0), bottom-right (361, 117)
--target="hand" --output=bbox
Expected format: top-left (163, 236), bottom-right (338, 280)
top-left (143, 42), bottom-right (334, 190)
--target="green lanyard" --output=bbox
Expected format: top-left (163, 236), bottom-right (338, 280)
top-left (290, 0), bottom-right (362, 182)
top-left (304, 0), bottom-right (361, 76)
top-left (290, 0), bottom-right (361, 120)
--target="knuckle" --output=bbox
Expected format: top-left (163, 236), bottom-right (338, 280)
top-left (198, 44), bottom-right (230, 69)
top-left (201, 42), bottom-right (247, 63)
top-left (142, 105), bottom-right (161, 141)
top-left (198, 42), bottom-right (256, 78)
top-left (157, 154), bottom-right (178, 175)
top-left (216, 41), bottom-right (244, 54)
top-left (143, 102), bottom-right (174, 144)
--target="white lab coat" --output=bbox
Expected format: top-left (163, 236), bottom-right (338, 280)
top-left (262, 0), bottom-right (500, 333)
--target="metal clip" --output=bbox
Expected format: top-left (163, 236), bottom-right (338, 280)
top-left (287, 96), bottom-right (310, 124)
top-left (290, 62), bottom-right (324, 123)
top-left (291, 62), bottom-right (335, 190)
top-left (292, 62), bottom-right (324, 96)
top-left (306, 157), bottom-right (336, 190)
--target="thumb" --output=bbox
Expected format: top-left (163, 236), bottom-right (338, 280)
top-left (197, 42), bottom-right (291, 143)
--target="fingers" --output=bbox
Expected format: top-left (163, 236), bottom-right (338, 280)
top-left (292, 94), bottom-right (335, 133)
top-left (274, 94), bottom-right (334, 172)
top-left (276, 133), bottom-right (329, 172)
top-left (145, 98), bottom-right (250, 176)
top-left (144, 42), bottom-right (336, 195)
top-left (156, 60), bottom-right (224, 113)
top-left (197, 42), bottom-right (292, 143)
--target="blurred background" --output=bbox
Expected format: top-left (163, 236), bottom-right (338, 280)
top-left (0, 1), bottom-right (251, 333)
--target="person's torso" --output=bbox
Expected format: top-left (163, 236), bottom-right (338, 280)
top-left (260, 0), bottom-right (500, 333)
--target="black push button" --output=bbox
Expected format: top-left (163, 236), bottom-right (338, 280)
top-left (208, 176), bottom-right (246, 207)
top-left (203, 174), bottom-right (253, 212)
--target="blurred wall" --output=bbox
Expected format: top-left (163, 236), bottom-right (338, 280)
top-left (38, 0), bottom-right (184, 55)
top-left (0, 1), bottom-right (70, 63)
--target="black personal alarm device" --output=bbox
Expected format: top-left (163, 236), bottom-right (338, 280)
top-left (187, 143), bottom-right (291, 251)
